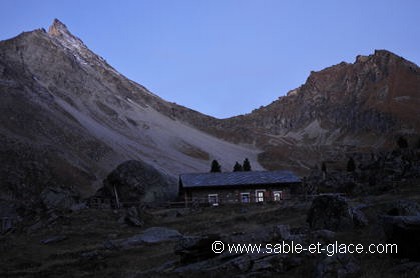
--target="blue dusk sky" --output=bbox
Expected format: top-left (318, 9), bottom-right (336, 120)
top-left (1, 0), bottom-right (419, 118)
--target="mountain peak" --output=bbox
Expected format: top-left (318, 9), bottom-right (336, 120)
top-left (47, 18), bottom-right (84, 49)
top-left (44, 18), bottom-right (125, 82)
top-left (48, 18), bottom-right (70, 37)
top-left (46, 18), bottom-right (91, 62)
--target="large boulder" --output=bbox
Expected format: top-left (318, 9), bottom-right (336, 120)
top-left (307, 195), bottom-right (354, 232)
top-left (102, 160), bottom-right (176, 203)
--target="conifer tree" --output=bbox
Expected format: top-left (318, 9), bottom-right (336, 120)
top-left (233, 161), bottom-right (243, 172)
top-left (210, 160), bottom-right (221, 172)
top-left (243, 158), bottom-right (251, 171)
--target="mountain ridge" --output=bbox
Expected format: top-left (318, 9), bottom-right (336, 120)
top-left (1, 19), bottom-right (419, 202)
top-left (172, 48), bottom-right (420, 171)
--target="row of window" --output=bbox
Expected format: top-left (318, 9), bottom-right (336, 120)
top-left (208, 190), bottom-right (283, 205)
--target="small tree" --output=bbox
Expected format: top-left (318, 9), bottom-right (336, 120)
top-left (210, 160), bottom-right (221, 173)
top-left (243, 158), bottom-right (252, 171)
top-left (397, 136), bottom-right (408, 149)
top-left (233, 161), bottom-right (243, 172)
top-left (347, 157), bottom-right (356, 172)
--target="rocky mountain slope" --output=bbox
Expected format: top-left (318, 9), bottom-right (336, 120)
top-left (197, 50), bottom-right (420, 171)
top-left (0, 19), bottom-right (263, 202)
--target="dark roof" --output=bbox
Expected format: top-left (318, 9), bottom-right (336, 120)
top-left (180, 170), bottom-right (301, 188)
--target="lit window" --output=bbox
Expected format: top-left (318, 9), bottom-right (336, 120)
top-left (273, 191), bottom-right (283, 201)
top-left (256, 190), bottom-right (265, 202)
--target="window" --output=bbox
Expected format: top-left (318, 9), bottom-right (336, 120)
top-left (255, 190), bottom-right (265, 202)
top-left (273, 191), bottom-right (283, 201)
top-left (241, 193), bottom-right (250, 203)
top-left (208, 194), bottom-right (219, 206)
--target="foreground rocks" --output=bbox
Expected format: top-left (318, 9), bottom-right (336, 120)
top-left (307, 195), bottom-right (354, 231)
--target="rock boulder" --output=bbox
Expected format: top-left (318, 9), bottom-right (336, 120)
top-left (307, 195), bottom-right (354, 232)
top-left (102, 160), bottom-right (176, 203)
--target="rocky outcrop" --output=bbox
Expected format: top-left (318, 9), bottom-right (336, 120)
top-left (220, 50), bottom-right (420, 138)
